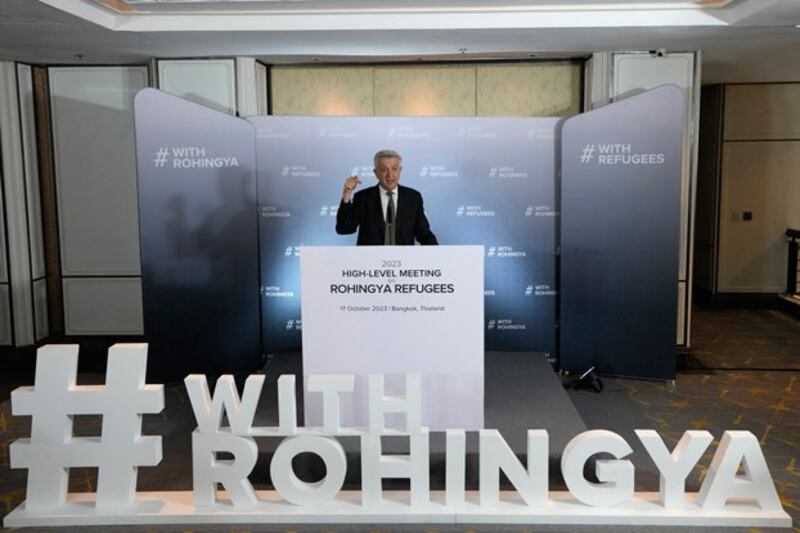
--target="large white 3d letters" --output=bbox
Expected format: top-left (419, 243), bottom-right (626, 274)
top-left (561, 430), bottom-right (634, 507)
top-left (10, 344), bottom-right (163, 513)
top-left (698, 431), bottom-right (783, 511)
top-left (4, 344), bottom-right (792, 529)
top-left (271, 435), bottom-right (347, 505)
top-left (636, 429), bottom-right (713, 508)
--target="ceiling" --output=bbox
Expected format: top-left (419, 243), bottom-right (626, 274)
top-left (0, 0), bottom-right (798, 83)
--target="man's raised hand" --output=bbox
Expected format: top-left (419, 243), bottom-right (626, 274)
top-left (342, 175), bottom-right (362, 202)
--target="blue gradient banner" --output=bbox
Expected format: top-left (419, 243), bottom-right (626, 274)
top-left (134, 87), bottom-right (681, 380)
top-left (560, 85), bottom-right (683, 379)
top-left (248, 116), bottom-right (559, 358)
top-left (134, 89), bottom-right (261, 381)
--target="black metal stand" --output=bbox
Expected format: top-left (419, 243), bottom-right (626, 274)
top-left (562, 365), bottom-right (604, 393)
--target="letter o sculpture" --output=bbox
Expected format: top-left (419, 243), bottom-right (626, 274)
top-left (270, 435), bottom-right (347, 506)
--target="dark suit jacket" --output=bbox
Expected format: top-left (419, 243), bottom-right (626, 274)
top-left (336, 184), bottom-right (438, 245)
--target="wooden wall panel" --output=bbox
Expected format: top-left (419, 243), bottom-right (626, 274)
top-left (724, 84), bottom-right (800, 141)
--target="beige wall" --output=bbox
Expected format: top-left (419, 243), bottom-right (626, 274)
top-left (270, 62), bottom-right (581, 117)
top-left (270, 66), bottom-right (373, 115)
top-left (477, 63), bottom-right (580, 116)
top-left (717, 83), bottom-right (800, 292)
top-left (374, 65), bottom-right (476, 116)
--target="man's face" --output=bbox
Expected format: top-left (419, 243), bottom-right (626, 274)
top-left (374, 157), bottom-right (401, 191)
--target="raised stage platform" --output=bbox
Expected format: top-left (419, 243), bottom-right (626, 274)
top-left (254, 351), bottom-right (587, 488)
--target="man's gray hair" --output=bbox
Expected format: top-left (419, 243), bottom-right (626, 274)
top-left (374, 149), bottom-right (402, 167)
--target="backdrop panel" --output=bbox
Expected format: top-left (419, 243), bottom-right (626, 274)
top-left (133, 88), bottom-right (680, 381)
top-left (560, 85), bottom-right (682, 379)
top-left (248, 116), bottom-right (558, 358)
top-left (134, 88), bottom-right (261, 381)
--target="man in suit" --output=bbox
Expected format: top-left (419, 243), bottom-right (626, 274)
top-left (336, 149), bottom-right (438, 245)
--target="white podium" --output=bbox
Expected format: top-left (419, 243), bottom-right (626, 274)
top-left (300, 245), bottom-right (484, 430)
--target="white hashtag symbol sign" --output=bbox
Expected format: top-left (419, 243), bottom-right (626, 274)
top-left (580, 144), bottom-right (595, 163)
top-left (10, 344), bottom-right (163, 511)
top-left (525, 285), bottom-right (534, 296)
top-left (525, 206), bottom-right (534, 216)
top-left (153, 147), bottom-right (169, 167)
top-left (286, 320), bottom-right (295, 330)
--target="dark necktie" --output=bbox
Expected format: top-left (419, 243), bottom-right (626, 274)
top-left (384, 191), bottom-right (395, 245)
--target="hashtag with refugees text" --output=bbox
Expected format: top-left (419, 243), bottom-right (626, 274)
top-left (580, 144), bottom-right (595, 163)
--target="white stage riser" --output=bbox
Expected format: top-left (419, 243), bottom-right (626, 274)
top-left (4, 491), bottom-right (792, 528)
